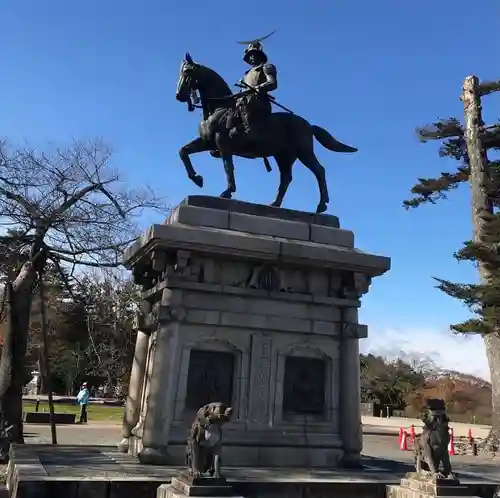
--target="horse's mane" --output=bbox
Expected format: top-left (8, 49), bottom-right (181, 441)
top-left (198, 64), bottom-right (233, 98)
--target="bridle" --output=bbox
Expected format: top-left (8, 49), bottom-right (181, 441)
top-left (180, 61), bottom-right (236, 113)
top-left (180, 63), bottom-right (203, 112)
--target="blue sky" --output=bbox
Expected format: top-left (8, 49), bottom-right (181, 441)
top-left (2, 0), bottom-right (499, 378)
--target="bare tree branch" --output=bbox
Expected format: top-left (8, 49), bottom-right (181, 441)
top-left (0, 138), bottom-right (168, 452)
top-left (0, 138), bottom-right (168, 269)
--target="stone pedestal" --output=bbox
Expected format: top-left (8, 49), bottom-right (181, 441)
top-left (387, 473), bottom-right (476, 498)
top-left (157, 473), bottom-right (238, 498)
top-left (119, 195), bottom-right (390, 467)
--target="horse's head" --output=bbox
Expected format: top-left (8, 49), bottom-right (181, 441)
top-left (176, 53), bottom-right (232, 112)
top-left (176, 52), bottom-right (199, 107)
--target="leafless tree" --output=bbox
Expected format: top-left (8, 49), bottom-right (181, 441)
top-left (0, 138), bottom-right (166, 455)
top-left (78, 269), bottom-right (140, 396)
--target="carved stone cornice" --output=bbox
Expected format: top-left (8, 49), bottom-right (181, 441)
top-left (341, 322), bottom-right (367, 340)
top-left (341, 272), bottom-right (372, 299)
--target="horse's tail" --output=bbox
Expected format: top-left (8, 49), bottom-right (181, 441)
top-left (312, 125), bottom-right (358, 153)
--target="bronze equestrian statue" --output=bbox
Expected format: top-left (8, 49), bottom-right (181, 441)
top-left (175, 34), bottom-right (357, 214)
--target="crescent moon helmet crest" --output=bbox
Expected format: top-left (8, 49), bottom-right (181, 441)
top-left (237, 30), bottom-right (276, 65)
top-left (236, 30), bottom-right (277, 45)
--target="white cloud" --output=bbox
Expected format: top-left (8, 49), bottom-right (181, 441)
top-left (361, 325), bottom-right (489, 381)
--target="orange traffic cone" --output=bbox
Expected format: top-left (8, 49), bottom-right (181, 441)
top-left (398, 427), bottom-right (404, 446)
top-left (448, 428), bottom-right (455, 456)
top-left (410, 424), bottom-right (416, 443)
top-left (467, 428), bottom-right (473, 444)
top-left (400, 430), bottom-right (408, 451)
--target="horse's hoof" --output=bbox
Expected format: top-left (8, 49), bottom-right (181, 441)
top-left (220, 190), bottom-right (233, 199)
top-left (316, 202), bottom-right (328, 214)
top-left (189, 174), bottom-right (204, 188)
top-left (269, 201), bottom-right (281, 208)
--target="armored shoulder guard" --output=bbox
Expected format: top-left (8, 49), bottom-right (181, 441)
top-left (262, 63), bottom-right (277, 76)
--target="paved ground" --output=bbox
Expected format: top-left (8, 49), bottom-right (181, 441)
top-left (20, 423), bottom-right (500, 483)
top-left (362, 416), bottom-right (491, 438)
top-left (23, 401), bottom-right (492, 437)
top-left (24, 422), bottom-right (121, 446)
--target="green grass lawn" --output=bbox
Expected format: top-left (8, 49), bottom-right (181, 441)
top-left (23, 401), bottom-right (124, 422)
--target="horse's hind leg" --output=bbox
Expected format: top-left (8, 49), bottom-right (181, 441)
top-left (297, 146), bottom-right (330, 214)
top-left (270, 152), bottom-right (296, 208)
top-left (215, 132), bottom-right (236, 199)
top-left (179, 136), bottom-right (210, 188)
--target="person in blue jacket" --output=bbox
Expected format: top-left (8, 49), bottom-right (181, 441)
top-left (76, 382), bottom-right (90, 424)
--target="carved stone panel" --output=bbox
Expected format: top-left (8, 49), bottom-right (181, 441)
top-left (340, 271), bottom-right (372, 299)
top-left (285, 268), bottom-right (308, 294)
top-left (328, 271), bottom-right (342, 298)
top-left (248, 265), bottom-right (282, 291)
top-left (185, 349), bottom-right (235, 410)
top-left (220, 260), bottom-right (251, 287)
top-left (282, 356), bottom-right (326, 417)
top-left (307, 269), bottom-right (329, 296)
top-left (248, 335), bottom-right (272, 423)
top-left (169, 250), bottom-right (202, 282)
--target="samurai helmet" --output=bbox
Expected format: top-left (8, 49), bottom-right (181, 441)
top-left (237, 30), bottom-right (276, 65)
top-left (243, 42), bottom-right (267, 64)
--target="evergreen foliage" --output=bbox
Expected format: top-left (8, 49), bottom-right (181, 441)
top-left (404, 101), bottom-right (500, 335)
top-left (404, 76), bottom-right (500, 449)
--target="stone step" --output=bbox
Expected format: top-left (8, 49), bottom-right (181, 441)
top-left (167, 202), bottom-right (354, 247)
top-left (399, 479), bottom-right (471, 496)
top-left (390, 491), bottom-right (479, 498)
top-left (180, 195), bottom-right (340, 228)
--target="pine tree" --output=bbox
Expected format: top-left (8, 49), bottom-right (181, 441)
top-left (404, 75), bottom-right (500, 451)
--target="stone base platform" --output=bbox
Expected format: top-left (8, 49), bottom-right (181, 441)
top-left (7, 445), bottom-right (499, 498)
top-left (387, 472), bottom-right (483, 498)
top-left (158, 473), bottom-right (238, 498)
top-left (121, 195), bottom-right (392, 467)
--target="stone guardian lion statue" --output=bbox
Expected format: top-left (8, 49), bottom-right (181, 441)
top-left (414, 398), bottom-right (455, 479)
top-left (186, 402), bottom-right (233, 479)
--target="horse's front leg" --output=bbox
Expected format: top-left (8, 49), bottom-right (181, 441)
top-left (179, 137), bottom-right (210, 188)
top-left (214, 132), bottom-right (236, 199)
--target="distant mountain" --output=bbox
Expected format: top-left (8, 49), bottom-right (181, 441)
top-left (416, 369), bottom-right (492, 424)
top-left (359, 351), bottom-right (492, 423)
top-left (426, 369), bottom-right (491, 389)
top-left (367, 347), bottom-right (490, 383)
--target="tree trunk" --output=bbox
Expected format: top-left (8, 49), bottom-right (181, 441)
top-left (0, 260), bottom-right (38, 461)
top-left (462, 75), bottom-right (498, 451)
top-left (484, 333), bottom-right (500, 450)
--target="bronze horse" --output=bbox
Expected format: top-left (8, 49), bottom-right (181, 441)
top-left (175, 53), bottom-right (357, 214)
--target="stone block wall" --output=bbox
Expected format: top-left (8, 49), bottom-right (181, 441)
top-left (118, 196), bottom-right (390, 468)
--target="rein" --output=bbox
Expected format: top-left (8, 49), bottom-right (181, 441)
top-left (187, 85), bottom-right (237, 113)
top-left (187, 93), bottom-right (237, 112)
